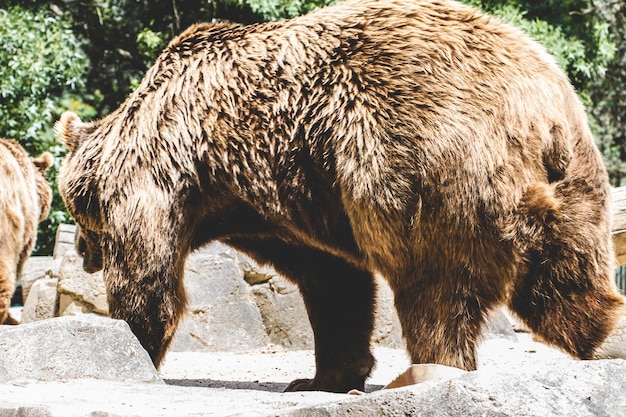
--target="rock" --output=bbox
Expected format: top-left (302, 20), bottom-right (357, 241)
top-left (169, 243), bottom-right (269, 351)
top-left (250, 276), bottom-right (314, 349)
top-left (20, 278), bottom-right (59, 323)
top-left (371, 276), bottom-right (405, 348)
top-left (596, 314), bottom-right (626, 360)
top-left (483, 308), bottom-right (518, 341)
top-left (284, 359), bottom-right (626, 417)
top-left (53, 223), bottom-right (76, 259)
top-left (19, 256), bottom-right (54, 302)
top-left (58, 297), bottom-right (99, 316)
top-left (0, 315), bottom-right (162, 384)
top-left (382, 363), bottom-right (467, 389)
top-left (56, 252), bottom-right (108, 316)
top-left (0, 379), bottom-right (347, 417)
top-left (0, 350), bottom-right (625, 416)
top-left (7, 306), bottom-right (21, 323)
top-left (243, 257), bottom-right (405, 350)
top-left (238, 252), bottom-right (277, 285)
top-left (238, 251), bottom-right (315, 349)
top-left (502, 308), bottom-right (530, 333)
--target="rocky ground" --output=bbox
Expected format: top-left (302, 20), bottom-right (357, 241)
top-left (2, 315), bottom-right (625, 416)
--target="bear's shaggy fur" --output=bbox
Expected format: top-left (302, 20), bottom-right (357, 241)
top-left (57, 0), bottom-right (625, 392)
top-left (0, 139), bottom-right (53, 325)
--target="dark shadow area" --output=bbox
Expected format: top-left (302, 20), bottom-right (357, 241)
top-left (164, 379), bottom-right (384, 393)
top-left (164, 378), bottom-right (289, 392)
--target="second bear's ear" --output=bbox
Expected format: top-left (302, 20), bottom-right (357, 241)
top-left (55, 111), bottom-right (89, 152)
top-left (33, 152), bottom-right (54, 174)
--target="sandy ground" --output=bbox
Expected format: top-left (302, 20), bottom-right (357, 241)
top-left (9, 305), bottom-right (570, 391)
top-left (158, 332), bottom-right (570, 393)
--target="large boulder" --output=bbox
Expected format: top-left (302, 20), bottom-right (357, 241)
top-left (169, 243), bottom-right (269, 351)
top-left (371, 277), bottom-right (406, 348)
top-left (282, 358), bottom-right (626, 417)
top-left (249, 275), bottom-right (314, 349)
top-left (0, 314), bottom-right (162, 384)
top-left (53, 223), bottom-right (77, 259)
top-left (240, 252), bottom-right (406, 350)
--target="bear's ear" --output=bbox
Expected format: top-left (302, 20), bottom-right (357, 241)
top-left (55, 111), bottom-right (89, 152)
top-left (33, 152), bottom-right (54, 174)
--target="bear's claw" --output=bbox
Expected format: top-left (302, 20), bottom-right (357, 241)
top-left (284, 375), bottom-right (366, 393)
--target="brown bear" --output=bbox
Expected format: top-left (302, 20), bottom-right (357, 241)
top-left (57, 0), bottom-right (626, 392)
top-left (0, 139), bottom-right (53, 325)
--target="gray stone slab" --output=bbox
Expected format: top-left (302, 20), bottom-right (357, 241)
top-left (1, 358), bottom-right (625, 416)
top-left (53, 223), bottom-right (77, 259)
top-left (19, 256), bottom-right (54, 302)
top-left (0, 315), bottom-right (161, 384)
top-left (170, 243), bottom-right (269, 351)
top-left (56, 252), bottom-right (108, 315)
top-left (20, 278), bottom-right (59, 323)
top-left (281, 360), bottom-right (626, 416)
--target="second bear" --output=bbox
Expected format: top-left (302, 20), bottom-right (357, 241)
top-left (0, 139), bottom-right (53, 324)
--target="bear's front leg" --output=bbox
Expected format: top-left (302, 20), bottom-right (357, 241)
top-left (228, 238), bottom-right (376, 393)
top-left (284, 259), bottom-right (377, 392)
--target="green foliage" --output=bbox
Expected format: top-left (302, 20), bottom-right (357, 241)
top-left (0, 5), bottom-right (93, 255)
top-left (237, 0), bottom-right (333, 21)
top-left (137, 28), bottom-right (167, 68)
top-left (0, 6), bottom-right (89, 153)
top-left (465, 0), bottom-right (614, 91)
top-left (589, 0), bottom-right (626, 184)
top-left (56, 0), bottom-right (265, 114)
top-left (467, 0), bottom-right (624, 184)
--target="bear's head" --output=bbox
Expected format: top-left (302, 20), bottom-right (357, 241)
top-left (56, 111), bottom-right (104, 273)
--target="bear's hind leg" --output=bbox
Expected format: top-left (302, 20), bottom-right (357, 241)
top-left (228, 238), bottom-right (376, 393)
